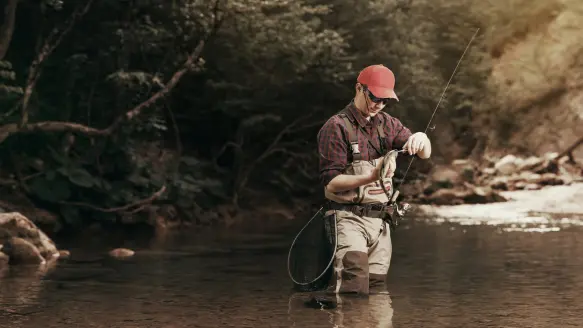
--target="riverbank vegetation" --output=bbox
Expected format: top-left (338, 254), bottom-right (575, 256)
top-left (0, 0), bottom-right (581, 234)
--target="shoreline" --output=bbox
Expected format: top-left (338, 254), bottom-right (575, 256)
top-left (412, 183), bottom-right (583, 223)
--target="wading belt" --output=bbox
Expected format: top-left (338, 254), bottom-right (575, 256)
top-left (327, 201), bottom-right (392, 219)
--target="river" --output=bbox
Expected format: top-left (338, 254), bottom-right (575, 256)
top-left (1, 212), bottom-right (582, 328)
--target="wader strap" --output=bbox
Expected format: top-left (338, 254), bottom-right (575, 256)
top-left (338, 109), bottom-right (387, 157)
top-left (340, 115), bottom-right (362, 161)
top-left (377, 123), bottom-right (385, 138)
top-left (376, 115), bottom-right (386, 153)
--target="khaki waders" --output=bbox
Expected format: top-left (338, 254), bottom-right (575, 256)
top-left (324, 111), bottom-right (397, 295)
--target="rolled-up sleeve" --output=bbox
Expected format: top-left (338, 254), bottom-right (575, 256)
top-left (317, 117), bottom-right (348, 187)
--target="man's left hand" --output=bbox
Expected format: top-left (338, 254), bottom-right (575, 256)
top-left (403, 132), bottom-right (430, 156)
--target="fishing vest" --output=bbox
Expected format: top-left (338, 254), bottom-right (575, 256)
top-left (324, 110), bottom-right (396, 205)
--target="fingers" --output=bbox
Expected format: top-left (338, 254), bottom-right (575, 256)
top-left (404, 135), bottom-right (425, 155)
top-left (403, 138), bottom-right (412, 155)
top-left (412, 137), bottom-right (421, 154)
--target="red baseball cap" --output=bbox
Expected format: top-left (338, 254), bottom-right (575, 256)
top-left (357, 64), bottom-right (399, 101)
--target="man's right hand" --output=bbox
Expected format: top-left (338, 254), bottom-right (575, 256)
top-left (367, 158), bottom-right (383, 183)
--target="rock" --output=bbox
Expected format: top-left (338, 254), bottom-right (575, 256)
top-left (489, 176), bottom-right (511, 190)
top-left (451, 159), bottom-right (471, 166)
top-left (109, 248), bottom-right (135, 258)
top-left (463, 185), bottom-right (507, 204)
top-left (518, 156), bottom-right (544, 171)
top-left (0, 212), bottom-right (59, 264)
top-left (494, 154), bottom-right (520, 175)
top-left (482, 167), bottom-right (496, 175)
top-left (519, 172), bottom-right (542, 184)
top-left (3, 237), bottom-right (45, 264)
top-left (405, 151), bottom-right (582, 207)
top-left (539, 173), bottom-right (565, 186)
top-left (429, 165), bottom-right (462, 187)
top-left (524, 183), bottom-right (541, 190)
top-left (544, 152), bottom-right (559, 161)
top-left (425, 189), bottom-right (467, 205)
top-left (514, 181), bottom-right (527, 190)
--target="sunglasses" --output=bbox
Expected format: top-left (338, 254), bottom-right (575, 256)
top-left (362, 86), bottom-right (393, 105)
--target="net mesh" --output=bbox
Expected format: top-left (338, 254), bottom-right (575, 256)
top-left (287, 208), bottom-right (337, 292)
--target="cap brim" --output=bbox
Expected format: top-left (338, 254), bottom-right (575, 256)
top-left (368, 85), bottom-right (399, 102)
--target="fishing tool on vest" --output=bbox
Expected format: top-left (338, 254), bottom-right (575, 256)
top-left (286, 28), bottom-right (480, 291)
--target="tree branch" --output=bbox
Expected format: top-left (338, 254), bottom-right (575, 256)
top-left (21, 0), bottom-right (95, 126)
top-left (231, 112), bottom-right (318, 206)
top-left (0, 0), bottom-right (19, 60)
top-left (59, 185), bottom-right (167, 213)
top-left (0, 0), bottom-right (226, 145)
top-left (553, 135), bottom-right (583, 163)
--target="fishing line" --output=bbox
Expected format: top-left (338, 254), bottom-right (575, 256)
top-left (287, 206), bottom-right (338, 286)
top-left (394, 28), bottom-right (480, 192)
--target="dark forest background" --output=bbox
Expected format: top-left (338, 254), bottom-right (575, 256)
top-left (0, 0), bottom-right (581, 233)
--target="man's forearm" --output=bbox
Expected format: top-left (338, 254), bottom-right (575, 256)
top-left (326, 173), bottom-right (374, 193)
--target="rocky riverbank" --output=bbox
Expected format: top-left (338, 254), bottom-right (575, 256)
top-left (414, 182), bottom-right (583, 222)
top-left (0, 212), bottom-right (135, 268)
top-left (401, 152), bottom-right (583, 206)
top-left (405, 151), bottom-right (583, 223)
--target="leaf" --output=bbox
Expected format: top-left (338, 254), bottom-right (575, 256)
top-left (58, 167), bottom-right (96, 188)
top-left (96, 179), bottom-right (113, 191)
top-left (29, 175), bottom-right (71, 202)
top-left (241, 114), bottom-right (281, 129)
top-left (127, 174), bottom-right (150, 186)
top-left (181, 156), bottom-right (201, 167)
top-left (48, 146), bottom-right (69, 165)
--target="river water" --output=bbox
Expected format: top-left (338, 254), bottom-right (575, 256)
top-left (1, 213), bottom-right (582, 328)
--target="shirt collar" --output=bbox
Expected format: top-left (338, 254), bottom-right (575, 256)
top-left (346, 100), bottom-right (381, 127)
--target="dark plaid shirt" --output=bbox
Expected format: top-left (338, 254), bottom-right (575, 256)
top-left (317, 101), bottom-right (412, 186)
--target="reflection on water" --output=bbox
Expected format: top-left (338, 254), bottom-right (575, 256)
top-left (288, 293), bottom-right (393, 327)
top-left (1, 216), bottom-right (583, 327)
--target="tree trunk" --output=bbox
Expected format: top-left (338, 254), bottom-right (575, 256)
top-left (0, 0), bottom-right (19, 60)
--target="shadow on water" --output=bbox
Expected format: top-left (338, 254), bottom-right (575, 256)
top-left (1, 213), bottom-right (583, 327)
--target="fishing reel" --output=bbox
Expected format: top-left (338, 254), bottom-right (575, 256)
top-left (382, 190), bottom-right (412, 231)
top-left (377, 149), bottom-right (413, 231)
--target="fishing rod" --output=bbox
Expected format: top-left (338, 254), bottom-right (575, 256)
top-left (287, 28), bottom-right (481, 288)
top-left (379, 28), bottom-right (481, 220)
top-left (392, 28), bottom-right (481, 194)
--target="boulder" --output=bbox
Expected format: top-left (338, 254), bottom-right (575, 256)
top-left (109, 248), bottom-right (135, 258)
top-left (494, 154), bottom-right (520, 175)
top-left (406, 151), bottom-right (582, 206)
top-left (0, 212), bottom-right (60, 265)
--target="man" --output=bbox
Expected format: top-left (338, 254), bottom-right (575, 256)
top-left (317, 64), bottom-right (431, 295)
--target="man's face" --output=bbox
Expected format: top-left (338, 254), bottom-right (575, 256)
top-left (356, 84), bottom-right (390, 117)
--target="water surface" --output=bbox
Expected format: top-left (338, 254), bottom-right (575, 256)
top-left (1, 214), bottom-right (582, 328)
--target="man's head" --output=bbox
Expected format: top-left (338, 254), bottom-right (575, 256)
top-left (354, 64), bottom-right (399, 118)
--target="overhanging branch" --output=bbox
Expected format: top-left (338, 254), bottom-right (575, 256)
top-left (0, 0), bottom-right (225, 144)
top-left (21, 0), bottom-right (95, 126)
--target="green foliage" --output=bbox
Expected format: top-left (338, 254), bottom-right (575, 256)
top-left (0, 0), bottom-right (579, 228)
top-left (0, 60), bottom-right (23, 100)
